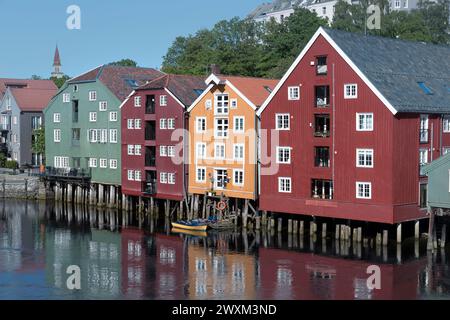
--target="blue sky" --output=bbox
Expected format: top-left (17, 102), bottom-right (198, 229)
top-left (0, 0), bottom-right (263, 79)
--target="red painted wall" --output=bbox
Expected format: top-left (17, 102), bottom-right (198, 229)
top-left (121, 89), bottom-right (186, 201)
top-left (259, 34), bottom-right (443, 224)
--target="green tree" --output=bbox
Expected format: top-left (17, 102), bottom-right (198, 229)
top-left (32, 127), bottom-right (45, 164)
top-left (109, 59), bottom-right (139, 67)
top-left (51, 75), bottom-right (70, 89)
top-left (31, 75), bottom-right (42, 80)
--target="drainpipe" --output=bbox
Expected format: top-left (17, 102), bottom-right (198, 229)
top-left (440, 114), bottom-right (443, 156)
top-left (430, 122), bottom-right (434, 162)
top-left (332, 63), bottom-right (336, 194)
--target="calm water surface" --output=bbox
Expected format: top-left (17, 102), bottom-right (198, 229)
top-left (0, 200), bottom-right (449, 300)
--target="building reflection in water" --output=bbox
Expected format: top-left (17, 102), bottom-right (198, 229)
top-left (0, 200), bottom-right (449, 300)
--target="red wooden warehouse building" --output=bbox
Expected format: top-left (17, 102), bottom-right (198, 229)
top-left (257, 27), bottom-right (450, 225)
top-left (121, 74), bottom-right (206, 205)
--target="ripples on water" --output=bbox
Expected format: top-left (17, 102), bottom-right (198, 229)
top-left (0, 200), bottom-right (449, 300)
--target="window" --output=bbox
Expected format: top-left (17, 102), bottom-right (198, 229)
top-left (168, 173), bottom-right (175, 184)
top-left (420, 183), bottom-right (427, 208)
top-left (128, 145), bottom-right (135, 155)
top-left (167, 146), bottom-right (175, 157)
top-left (356, 113), bottom-right (373, 131)
top-left (278, 177), bottom-right (292, 193)
top-left (419, 149), bottom-right (428, 166)
top-left (88, 129), bottom-right (98, 143)
top-left (54, 129), bottom-right (61, 142)
top-left (135, 145), bottom-right (142, 156)
top-left (134, 96), bottom-right (141, 107)
top-left (316, 56), bottom-right (327, 75)
top-left (73, 85), bottom-right (78, 92)
top-left (99, 101), bottom-right (107, 111)
top-left (277, 147), bottom-right (291, 164)
top-left (63, 93), bottom-right (70, 103)
top-left (356, 149), bottom-right (374, 168)
top-left (53, 113), bottom-right (61, 123)
top-left (168, 118), bottom-right (175, 129)
top-left (160, 95), bottom-right (167, 106)
top-left (215, 118), bottom-right (229, 138)
top-left (89, 158), bottom-right (98, 168)
top-left (89, 91), bottom-right (97, 101)
top-left (6, 97), bottom-right (11, 110)
top-left (356, 182), bottom-right (371, 199)
top-left (12, 116), bottom-right (17, 125)
top-left (160, 172), bottom-right (168, 184)
top-left (443, 147), bottom-right (450, 155)
top-left (215, 143), bottom-right (225, 159)
top-left (205, 99), bottom-right (212, 110)
top-left (234, 117), bottom-right (244, 132)
top-left (444, 115), bottom-right (450, 133)
top-left (233, 144), bottom-right (244, 161)
top-left (344, 84), bottom-right (358, 99)
top-left (12, 134), bottom-right (17, 143)
top-left (394, 0), bottom-right (401, 8)
top-left (288, 86), bottom-right (300, 100)
top-left (109, 129), bottom-right (117, 143)
top-left (32, 116), bottom-right (42, 130)
top-left (276, 114), bottom-right (290, 130)
top-left (322, 6), bottom-right (326, 14)
top-left (215, 94), bottom-right (229, 115)
top-left (100, 129), bottom-right (108, 143)
top-left (160, 146), bottom-right (168, 157)
top-left (127, 170), bottom-right (134, 181)
top-left (135, 170), bottom-right (142, 182)
top-left (160, 118), bottom-right (167, 129)
top-left (231, 99), bottom-right (238, 109)
top-left (196, 117), bottom-right (206, 132)
top-left (54, 156), bottom-right (69, 168)
top-left (89, 112), bottom-right (97, 122)
top-left (404, 0), bottom-right (408, 8)
top-left (135, 119), bottom-right (142, 129)
top-left (127, 119), bottom-right (134, 129)
top-left (99, 158), bottom-right (107, 168)
top-left (196, 167), bottom-right (206, 183)
top-left (420, 115), bottom-right (429, 143)
top-left (109, 112), bottom-right (118, 122)
top-left (233, 169), bottom-right (244, 186)
top-left (110, 159), bottom-right (117, 169)
top-left (196, 143), bottom-right (206, 159)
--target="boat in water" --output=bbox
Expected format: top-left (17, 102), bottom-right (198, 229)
top-left (171, 227), bottom-right (208, 237)
top-left (171, 219), bottom-right (209, 231)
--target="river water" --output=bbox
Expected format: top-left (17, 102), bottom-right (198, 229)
top-left (0, 200), bottom-right (449, 300)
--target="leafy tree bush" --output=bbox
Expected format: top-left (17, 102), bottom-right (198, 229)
top-left (5, 160), bottom-right (18, 170)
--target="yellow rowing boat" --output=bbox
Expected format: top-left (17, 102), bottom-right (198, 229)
top-left (171, 221), bottom-right (208, 231)
top-left (171, 227), bottom-right (207, 237)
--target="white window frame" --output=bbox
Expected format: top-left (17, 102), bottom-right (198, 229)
top-left (196, 142), bottom-right (206, 159)
top-left (233, 169), bottom-right (244, 186)
top-left (109, 111), bottom-right (118, 122)
top-left (196, 117), bottom-right (206, 133)
top-left (160, 118), bottom-right (167, 130)
top-left (443, 115), bottom-right (450, 133)
top-left (214, 118), bottom-right (229, 139)
top-left (109, 129), bottom-right (118, 143)
top-left (160, 95), bottom-right (168, 106)
top-left (127, 145), bottom-right (135, 155)
top-left (278, 177), bottom-right (292, 193)
top-left (276, 147), bottom-right (291, 164)
top-left (100, 129), bottom-right (108, 143)
top-left (276, 113), bottom-right (290, 130)
top-left (99, 101), bottom-right (108, 111)
top-left (233, 144), bottom-right (244, 161)
top-left (356, 113), bottom-right (373, 131)
top-left (160, 172), bottom-right (168, 184)
top-left (135, 170), bottom-right (142, 182)
top-left (196, 167), bottom-right (206, 183)
top-left (230, 98), bottom-right (238, 109)
top-left (168, 173), bottom-right (176, 185)
top-left (344, 84), bottom-right (358, 99)
top-left (288, 86), bottom-right (300, 101)
top-left (89, 112), bottom-right (97, 122)
top-left (135, 119), bottom-right (142, 129)
top-left (134, 96), bottom-right (141, 107)
top-left (214, 143), bottom-right (225, 159)
top-left (89, 91), bottom-right (97, 101)
top-left (356, 182), bottom-right (372, 199)
top-left (88, 129), bottom-right (98, 143)
top-left (214, 93), bottom-right (229, 116)
top-left (127, 170), bottom-right (134, 181)
top-left (89, 158), bottom-right (98, 168)
top-left (160, 145), bottom-right (168, 157)
top-left (135, 145), bottom-right (142, 156)
top-left (356, 149), bottom-right (374, 168)
top-left (205, 99), bottom-right (212, 110)
top-left (53, 113), bottom-right (61, 123)
top-left (54, 129), bottom-right (61, 143)
top-left (63, 93), bottom-right (70, 103)
top-left (99, 158), bottom-right (107, 168)
top-left (127, 119), bottom-right (134, 129)
top-left (168, 118), bottom-right (175, 130)
top-left (167, 146), bottom-right (175, 157)
top-left (419, 148), bottom-right (428, 165)
top-left (110, 159), bottom-right (118, 169)
top-left (233, 116), bottom-right (245, 133)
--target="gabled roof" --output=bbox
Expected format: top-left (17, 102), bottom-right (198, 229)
top-left (9, 86), bottom-right (57, 112)
top-left (0, 78), bottom-right (56, 101)
top-left (258, 27), bottom-right (450, 116)
top-left (137, 74), bottom-right (207, 107)
top-left (421, 153), bottom-right (450, 175)
top-left (68, 65), bottom-right (164, 101)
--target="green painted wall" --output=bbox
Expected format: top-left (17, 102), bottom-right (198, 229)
top-left (44, 80), bottom-right (122, 185)
top-left (426, 164), bottom-right (450, 209)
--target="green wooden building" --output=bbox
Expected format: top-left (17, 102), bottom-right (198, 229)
top-left (44, 65), bottom-right (162, 205)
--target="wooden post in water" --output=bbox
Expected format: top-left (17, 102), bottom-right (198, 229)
top-left (299, 220), bottom-right (304, 235)
top-left (262, 211), bottom-right (267, 228)
top-left (165, 199), bottom-right (170, 217)
top-left (382, 230), bottom-right (388, 246)
top-left (179, 201), bottom-right (184, 220)
top-left (67, 184), bottom-right (73, 203)
top-left (288, 219), bottom-right (292, 234)
top-left (415, 221), bottom-right (420, 240)
top-left (322, 223), bottom-right (327, 239)
top-left (335, 224), bottom-right (340, 240)
top-left (98, 184), bottom-right (104, 207)
top-left (396, 223), bottom-right (402, 244)
top-left (270, 217), bottom-right (275, 230)
top-left (427, 209), bottom-right (435, 250)
top-left (277, 218), bottom-right (282, 233)
top-left (243, 199), bottom-right (249, 229)
top-left (202, 195), bottom-right (207, 219)
top-left (255, 216), bottom-right (261, 230)
top-left (357, 227), bottom-right (362, 243)
top-left (441, 224), bottom-right (447, 247)
top-left (293, 220), bottom-right (298, 234)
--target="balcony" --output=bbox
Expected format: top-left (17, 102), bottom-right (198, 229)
top-left (142, 180), bottom-right (157, 195)
top-left (315, 86), bottom-right (330, 108)
top-left (145, 146), bottom-right (156, 167)
top-left (314, 114), bottom-right (330, 137)
top-left (311, 179), bottom-right (334, 200)
top-left (420, 129), bottom-right (429, 143)
top-left (145, 95), bottom-right (156, 114)
top-left (315, 147), bottom-right (330, 167)
top-left (44, 167), bottom-right (91, 184)
top-left (72, 100), bottom-right (79, 123)
top-left (316, 56), bottom-right (327, 75)
top-left (145, 121), bottom-right (156, 141)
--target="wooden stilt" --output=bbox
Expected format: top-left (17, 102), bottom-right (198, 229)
top-left (427, 209), bottom-right (435, 251)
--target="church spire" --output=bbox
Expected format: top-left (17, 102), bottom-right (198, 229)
top-left (53, 45), bottom-right (61, 67)
top-left (51, 45), bottom-right (63, 79)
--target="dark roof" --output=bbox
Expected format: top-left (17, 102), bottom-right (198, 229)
top-left (323, 28), bottom-right (450, 113)
top-left (68, 65), bottom-right (164, 101)
top-left (0, 78), bottom-right (56, 101)
top-left (137, 74), bottom-right (207, 106)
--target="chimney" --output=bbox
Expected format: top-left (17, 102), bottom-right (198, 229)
top-left (210, 64), bottom-right (221, 75)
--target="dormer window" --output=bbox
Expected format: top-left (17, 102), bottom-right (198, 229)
top-left (316, 56), bottom-right (327, 75)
